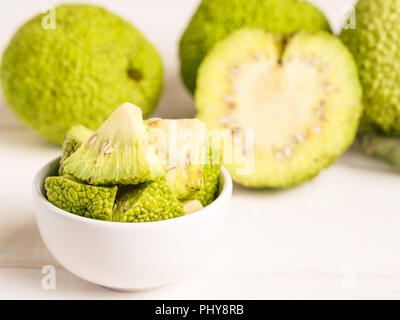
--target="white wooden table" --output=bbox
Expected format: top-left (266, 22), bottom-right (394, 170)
top-left (2, 0), bottom-right (400, 300)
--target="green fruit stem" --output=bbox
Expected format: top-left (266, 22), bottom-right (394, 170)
top-left (360, 133), bottom-right (400, 170)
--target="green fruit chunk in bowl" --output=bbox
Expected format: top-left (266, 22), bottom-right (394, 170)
top-left (62, 103), bottom-right (164, 186)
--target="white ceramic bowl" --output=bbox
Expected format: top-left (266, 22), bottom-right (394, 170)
top-left (33, 158), bottom-right (232, 291)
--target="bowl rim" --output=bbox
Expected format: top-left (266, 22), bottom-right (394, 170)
top-left (33, 157), bottom-right (232, 227)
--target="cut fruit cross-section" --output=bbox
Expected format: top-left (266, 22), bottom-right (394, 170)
top-left (195, 28), bottom-right (363, 188)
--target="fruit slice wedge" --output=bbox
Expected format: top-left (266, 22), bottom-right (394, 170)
top-left (59, 125), bottom-right (94, 175)
top-left (195, 28), bottom-right (363, 188)
top-left (63, 103), bottom-right (164, 185)
top-left (145, 118), bottom-right (207, 200)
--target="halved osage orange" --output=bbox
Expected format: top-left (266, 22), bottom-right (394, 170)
top-left (195, 28), bottom-right (363, 188)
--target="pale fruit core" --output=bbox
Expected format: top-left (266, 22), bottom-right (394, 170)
top-left (227, 55), bottom-right (326, 152)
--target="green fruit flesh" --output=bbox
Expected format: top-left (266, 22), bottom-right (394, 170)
top-left (196, 28), bottom-right (363, 188)
top-left (340, 0), bottom-right (400, 137)
top-left (45, 175), bottom-right (117, 221)
top-left (0, 4), bottom-right (163, 144)
top-left (63, 103), bottom-right (164, 185)
top-left (179, 0), bottom-right (330, 93)
top-left (112, 178), bottom-right (184, 222)
top-left (182, 200), bottom-right (204, 214)
top-left (59, 125), bottom-right (94, 175)
top-left (146, 118), bottom-right (207, 200)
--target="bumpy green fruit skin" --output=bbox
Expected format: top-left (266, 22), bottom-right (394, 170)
top-left (194, 149), bottom-right (221, 206)
top-left (59, 125), bottom-right (94, 175)
top-left (340, 0), bottom-right (400, 136)
top-left (112, 179), bottom-right (184, 222)
top-left (45, 176), bottom-right (117, 221)
top-left (0, 4), bottom-right (163, 144)
top-left (179, 0), bottom-right (330, 93)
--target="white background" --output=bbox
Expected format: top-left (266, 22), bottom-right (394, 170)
top-left (2, 0), bottom-right (400, 299)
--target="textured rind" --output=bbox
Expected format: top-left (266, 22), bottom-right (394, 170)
top-left (194, 149), bottom-right (221, 206)
top-left (45, 176), bottom-right (117, 221)
top-left (112, 178), bottom-right (184, 222)
top-left (59, 125), bottom-right (94, 175)
top-left (0, 4), bottom-right (163, 144)
top-left (340, 0), bottom-right (400, 136)
top-left (179, 0), bottom-right (330, 93)
top-left (196, 29), bottom-right (363, 188)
